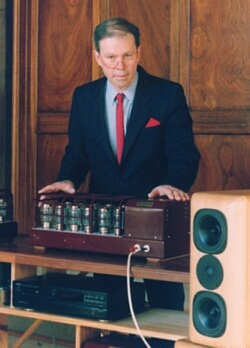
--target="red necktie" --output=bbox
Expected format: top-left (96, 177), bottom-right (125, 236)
top-left (116, 93), bottom-right (125, 164)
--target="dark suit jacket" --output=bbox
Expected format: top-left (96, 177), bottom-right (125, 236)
top-left (57, 66), bottom-right (200, 197)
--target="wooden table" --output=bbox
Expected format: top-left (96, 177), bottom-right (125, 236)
top-left (0, 236), bottom-right (190, 347)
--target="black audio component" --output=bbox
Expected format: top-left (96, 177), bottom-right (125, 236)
top-left (0, 263), bottom-right (11, 288)
top-left (0, 190), bottom-right (18, 242)
top-left (0, 262), bottom-right (11, 305)
top-left (29, 193), bottom-right (190, 259)
top-left (0, 221), bottom-right (18, 242)
top-left (13, 273), bottom-right (146, 321)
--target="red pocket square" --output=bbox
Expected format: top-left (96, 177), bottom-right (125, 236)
top-left (145, 117), bottom-right (161, 128)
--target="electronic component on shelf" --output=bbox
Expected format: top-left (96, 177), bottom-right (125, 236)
top-left (12, 272), bottom-right (146, 321)
top-left (29, 193), bottom-right (190, 259)
top-left (0, 189), bottom-right (18, 242)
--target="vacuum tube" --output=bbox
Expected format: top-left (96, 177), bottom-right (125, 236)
top-left (69, 205), bottom-right (82, 231)
top-left (40, 203), bottom-right (53, 229)
top-left (0, 198), bottom-right (7, 223)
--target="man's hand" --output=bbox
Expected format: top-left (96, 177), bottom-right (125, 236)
top-left (148, 185), bottom-right (189, 201)
top-left (38, 180), bottom-right (75, 196)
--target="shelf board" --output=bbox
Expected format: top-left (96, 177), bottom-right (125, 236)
top-left (0, 235), bottom-right (190, 283)
top-left (1, 306), bottom-right (189, 341)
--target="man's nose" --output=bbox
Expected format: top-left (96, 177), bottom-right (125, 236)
top-left (116, 57), bottom-right (126, 68)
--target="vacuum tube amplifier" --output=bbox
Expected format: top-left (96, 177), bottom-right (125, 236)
top-left (30, 193), bottom-right (190, 258)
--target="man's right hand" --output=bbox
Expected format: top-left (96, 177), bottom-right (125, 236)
top-left (38, 180), bottom-right (75, 197)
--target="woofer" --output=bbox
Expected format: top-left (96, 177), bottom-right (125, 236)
top-left (193, 291), bottom-right (226, 338)
top-left (193, 209), bottom-right (227, 254)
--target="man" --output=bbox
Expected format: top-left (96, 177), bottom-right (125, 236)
top-left (39, 18), bottom-right (200, 309)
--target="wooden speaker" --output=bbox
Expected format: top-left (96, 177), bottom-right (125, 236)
top-left (189, 190), bottom-right (250, 347)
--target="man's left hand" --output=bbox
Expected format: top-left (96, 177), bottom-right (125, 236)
top-left (148, 185), bottom-right (189, 201)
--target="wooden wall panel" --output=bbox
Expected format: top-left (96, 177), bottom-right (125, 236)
top-left (109, 0), bottom-right (171, 79)
top-left (38, 0), bottom-right (93, 112)
top-left (37, 134), bottom-right (68, 190)
top-left (189, 0), bottom-right (250, 141)
top-left (188, 0), bottom-right (250, 193)
top-left (36, 0), bottom-right (98, 206)
top-left (190, 0), bottom-right (250, 111)
top-left (191, 135), bottom-right (250, 193)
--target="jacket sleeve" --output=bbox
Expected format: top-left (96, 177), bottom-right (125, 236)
top-left (162, 83), bottom-right (200, 192)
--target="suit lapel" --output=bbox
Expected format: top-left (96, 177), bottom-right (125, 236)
top-left (121, 73), bottom-right (151, 163)
top-left (91, 84), bottom-right (117, 163)
top-left (90, 68), bottom-right (152, 166)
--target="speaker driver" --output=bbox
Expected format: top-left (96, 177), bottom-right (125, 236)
top-left (193, 209), bottom-right (227, 254)
top-left (196, 255), bottom-right (223, 290)
top-left (193, 291), bottom-right (226, 338)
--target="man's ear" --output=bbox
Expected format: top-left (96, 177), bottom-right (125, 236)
top-left (137, 45), bottom-right (142, 62)
top-left (94, 50), bottom-right (102, 66)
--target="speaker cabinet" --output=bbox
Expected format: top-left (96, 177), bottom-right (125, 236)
top-left (175, 338), bottom-right (209, 347)
top-left (189, 190), bottom-right (250, 348)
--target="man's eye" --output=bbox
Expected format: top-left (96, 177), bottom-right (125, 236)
top-left (125, 53), bottom-right (133, 59)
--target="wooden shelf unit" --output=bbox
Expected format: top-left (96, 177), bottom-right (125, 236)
top-left (0, 236), bottom-right (190, 347)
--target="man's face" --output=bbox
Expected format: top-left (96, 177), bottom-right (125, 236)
top-left (94, 33), bottom-right (141, 91)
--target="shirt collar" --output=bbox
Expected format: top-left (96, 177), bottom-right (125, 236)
top-left (106, 72), bottom-right (138, 103)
